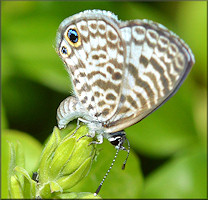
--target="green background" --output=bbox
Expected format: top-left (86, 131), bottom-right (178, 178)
top-left (1, 1), bottom-right (207, 199)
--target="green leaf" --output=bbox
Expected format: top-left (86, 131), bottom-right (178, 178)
top-left (192, 87), bottom-right (207, 147)
top-left (2, 130), bottom-right (42, 172)
top-left (55, 192), bottom-right (101, 199)
top-left (176, 1), bottom-right (207, 80)
top-left (1, 139), bottom-right (11, 198)
top-left (1, 102), bottom-right (8, 129)
top-left (142, 145), bottom-right (207, 198)
top-left (76, 192), bottom-right (102, 199)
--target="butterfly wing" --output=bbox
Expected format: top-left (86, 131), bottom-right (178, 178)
top-left (107, 20), bottom-right (195, 133)
top-left (56, 10), bottom-right (126, 122)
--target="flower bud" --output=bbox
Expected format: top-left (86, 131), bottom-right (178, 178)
top-left (39, 126), bottom-right (61, 183)
top-left (9, 175), bottom-right (24, 198)
top-left (48, 136), bottom-right (76, 180)
top-left (38, 125), bottom-right (96, 198)
top-left (14, 166), bottom-right (37, 198)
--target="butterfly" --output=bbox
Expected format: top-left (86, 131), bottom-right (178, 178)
top-left (55, 9), bottom-right (195, 195)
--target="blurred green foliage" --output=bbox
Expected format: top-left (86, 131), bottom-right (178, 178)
top-left (1, 1), bottom-right (207, 199)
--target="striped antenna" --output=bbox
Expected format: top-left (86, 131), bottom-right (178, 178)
top-left (122, 138), bottom-right (130, 170)
top-left (94, 148), bottom-right (120, 196)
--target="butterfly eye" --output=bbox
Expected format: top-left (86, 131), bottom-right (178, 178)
top-left (68, 29), bottom-right (78, 43)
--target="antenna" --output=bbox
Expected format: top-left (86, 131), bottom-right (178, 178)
top-left (122, 138), bottom-right (130, 170)
top-left (94, 148), bottom-right (120, 196)
top-left (94, 133), bottom-right (131, 196)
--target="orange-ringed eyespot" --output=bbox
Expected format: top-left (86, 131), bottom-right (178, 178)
top-left (61, 46), bottom-right (68, 54)
top-left (68, 29), bottom-right (78, 43)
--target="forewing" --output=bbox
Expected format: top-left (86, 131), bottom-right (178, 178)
top-left (57, 10), bottom-right (125, 122)
top-left (107, 20), bottom-right (195, 133)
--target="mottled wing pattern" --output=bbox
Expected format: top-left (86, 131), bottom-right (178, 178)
top-left (57, 11), bottom-right (125, 122)
top-left (107, 20), bottom-right (195, 132)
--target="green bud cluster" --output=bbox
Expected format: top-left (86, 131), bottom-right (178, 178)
top-left (7, 125), bottom-right (100, 199)
top-left (37, 126), bottom-right (96, 198)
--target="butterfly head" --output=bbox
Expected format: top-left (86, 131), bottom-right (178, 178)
top-left (107, 131), bottom-right (127, 150)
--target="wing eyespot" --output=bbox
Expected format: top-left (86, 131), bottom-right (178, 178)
top-left (65, 27), bottom-right (81, 48)
top-left (68, 29), bottom-right (78, 43)
top-left (60, 46), bottom-right (70, 57)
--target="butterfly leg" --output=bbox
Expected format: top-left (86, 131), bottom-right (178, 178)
top-left (77, 132), bottom-right (103, 145)
top-left (76, 126), bottom-right (103, 145)
top-left (77, 133), bottom-right (93, 142)
top-left (57, 96), bottom-right (89, 129)
top-left (88, 134), bottom-right (103, 145)
top-left (68, 117), bottom-right (84, 137)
